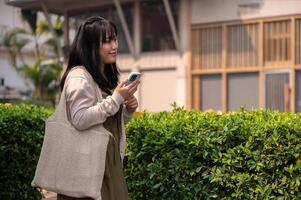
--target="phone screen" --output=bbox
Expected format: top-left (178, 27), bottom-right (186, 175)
top-left (129, 75), bottom-right (138, 82)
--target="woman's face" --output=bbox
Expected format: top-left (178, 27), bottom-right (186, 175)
top-left (99, 34), bottom-right (118, 64)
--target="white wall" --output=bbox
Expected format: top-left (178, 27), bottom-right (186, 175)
top-left (0, 52), bottom-right (29, 91)
top-left (192, 0), bottom-right (301, 24)
top-left (0, 0), bottom-right (23, 28)
top-left (121, 69), bottom-right (177, 113)
top-left (118, 52), bottom-right (180, 112)
top-left (140, 69), bottom-right (177, 112)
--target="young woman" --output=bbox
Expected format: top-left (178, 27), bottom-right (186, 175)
top-left (57, 16), bottom-right (139, 200)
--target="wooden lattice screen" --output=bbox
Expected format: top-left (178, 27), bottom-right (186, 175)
top-left (192, 27), bottom-right (222, 70)
top-left (227, 23), bottom-right (259, 68)
top-left (191, 16), bottom-right (301, 112)
top-left (264, 20), bottom-right (291, 65)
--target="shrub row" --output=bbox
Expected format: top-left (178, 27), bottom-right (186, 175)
top-left (0, 104), bottom-right (52, 200)
top-left (125, 107), bottom-right (301, 199)
top-left (1, 104), bottom-right (301, 199)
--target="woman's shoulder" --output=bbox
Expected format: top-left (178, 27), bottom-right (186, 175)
top-left (64, 66), bottom-right (97, 96)
top-left (66, 66), bottom-right (93, 82)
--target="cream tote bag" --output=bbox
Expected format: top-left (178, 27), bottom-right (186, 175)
top-left (32, 83), bottom-right (113, 200)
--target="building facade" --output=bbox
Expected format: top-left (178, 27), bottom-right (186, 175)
top-left (191, 0), bottom-right (301, 112)
top-left (4, 0), bottom-right (301, 112)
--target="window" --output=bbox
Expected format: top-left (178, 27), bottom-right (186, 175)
top-left (227, 73), bottom-right (259, 111)
top-left (265, 73), bottom-right (289, 112)
top-left (200, 75), bottom-right (222, 111)
top-left (0, 78), bottom-right (4, 87)
top-left (72, 4), bottom-right (133, 54)
top-left (141, 0), bottom-right (179, 52)
top-left (111, 4), bottom-right (133, 54)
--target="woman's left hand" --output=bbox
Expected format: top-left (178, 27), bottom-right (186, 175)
top-left (125, 95), bottom-right (138, 113)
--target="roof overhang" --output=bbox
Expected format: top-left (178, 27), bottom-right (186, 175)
top-left (5, 0), bottom-right (133, 16)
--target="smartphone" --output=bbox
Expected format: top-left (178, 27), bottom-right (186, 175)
top-left (125, 72), bottom-right (142, 86)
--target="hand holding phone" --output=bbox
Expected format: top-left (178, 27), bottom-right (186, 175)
top-left (125, 72), bottom-right (142, 86)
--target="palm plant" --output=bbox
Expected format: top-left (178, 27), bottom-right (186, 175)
top-left (21, 9), bottom-right (40, 58)
top-left (0, 9), bottom-right (64, 106)
top-left (35, 17), bottom-right (64, 61)
top-left (0, 27), bottom-right (30, 69)
top-left (22, 10), bottom-right (64, 61)
top-left (19, 59), bottom-right (62, 106)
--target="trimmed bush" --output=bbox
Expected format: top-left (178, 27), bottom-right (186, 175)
top-left (1, 103), bottom-right (301, 199)
top-left (0, 104), bottom-right (53, 200)
top-left (125, 108), bottom-right (301, 199)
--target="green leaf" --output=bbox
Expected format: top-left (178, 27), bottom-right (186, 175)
top-left (153, 183), bottom-right (162, 189)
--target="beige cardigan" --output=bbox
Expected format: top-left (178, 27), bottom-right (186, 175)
top-left (65, 66), bottom-right (134, 160)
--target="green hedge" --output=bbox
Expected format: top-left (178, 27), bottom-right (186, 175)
top-left (1, 104), bottom-right (301, 199)
top-left (125, 108), bottom-right (301, 199)
top-left (0, 104), bottom-right (53, 200)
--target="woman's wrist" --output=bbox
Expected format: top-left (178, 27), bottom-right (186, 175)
top-left (112, 91), bottom-right (124, 105)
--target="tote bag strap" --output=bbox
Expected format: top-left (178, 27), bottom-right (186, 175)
top-left (52, 66), bottom-right (114, 138)
top-left (53, 66), bottom-right (97, 123)
top-left (51, 83), bottom-right (69, 123)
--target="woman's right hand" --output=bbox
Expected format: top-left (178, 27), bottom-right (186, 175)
top-left (114, 79), bottom-right (140, 101)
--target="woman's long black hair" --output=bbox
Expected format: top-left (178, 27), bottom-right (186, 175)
top-left (60, 16), bottom-right (120, 94)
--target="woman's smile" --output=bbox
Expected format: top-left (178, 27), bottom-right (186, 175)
top-left (109, 51), bottom-right (117, 57)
